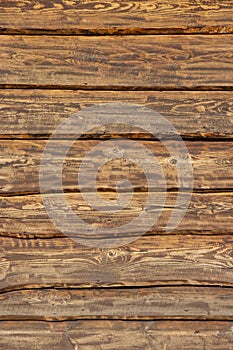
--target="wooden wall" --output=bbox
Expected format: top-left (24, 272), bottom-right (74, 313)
top-left (0, 1), bottom-right (233, 349)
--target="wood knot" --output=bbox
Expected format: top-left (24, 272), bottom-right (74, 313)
top-left (107, 249), bottom-right (118, 258)
top-left (105, 248), bottom-right (128, 261)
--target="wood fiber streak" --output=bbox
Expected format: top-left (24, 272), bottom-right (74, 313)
top-left (1, 192), bottom-right (233, 237)
top-left (0, 90), bottom-right (233, 139)
top-left (0, 321), bottom-right (233, 350)
top-left (0, 0), bottom-right (233, 34)
top-left (0, 287), bottom-right (232, 320)
top-left (1, 35), bottom-right (233, 88)
top-left (0, 140), bottom-right (232, 194)
top-left (0, 235), bottom-right (232, 291)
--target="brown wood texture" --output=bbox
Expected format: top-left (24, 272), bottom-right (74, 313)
top-left (0, 90), bottom-right (233, 139)
top-left (0, 286), bottom-right (232, 321)
top-left (0, 140), bottom-right (232, 194)
top-left (0, 35), bottom-right (233, 89)
top-left (0, 235), bottom-right (232, 292)
top-left (1, 0), bottom-right (233, 344)
top-left (0, 0), bottom-right (233, 34)
top-left (1, 192), bottom-right (233, 237)
top-left (0, 321), bottom-right (233, 349)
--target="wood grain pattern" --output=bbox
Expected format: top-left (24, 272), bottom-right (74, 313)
top-left (0, 321), bottom-right (233, 349)
top-left (1, 90), bottom-right (233, 139)
top-left (0, 286), bottom-right (232, 320)
top-left (1, 0), bottom-right (233, 338)
top-left (0, 140), bottom-right (232, 194)
top-left (0, 0), bottom-right (233, 34)
top-left (1, 35), bottom-right (233, 89)
top-left (0, 235), bottom-right (232, 292)
top-left (1, 192), bottom-right (232, 237)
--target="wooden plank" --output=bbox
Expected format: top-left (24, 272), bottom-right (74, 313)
top-left (1, 35), bottom-right (233, 89)
top-left (0, 90), bottom-right (233, 139)
top-left (0, 235), bottom-right (232, 291)
top-left (0, 0), bottom-right (233, 34)
top-left (0, 321), bottom-right (71, 350)
top-left (0, 321), bottom-right (232, 349)
top-left (0, 140), bottom-right (232, 194)
top-left (0, 286), bottom-right (232, 320)
top-left (43, 321), bottom-right (233, 349)
top-left (1, 192), bottom-right (232, 237)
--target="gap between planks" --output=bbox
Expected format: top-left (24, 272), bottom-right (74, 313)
top-left (1, 85), bottom-right (233, 91)
top-left (1, 27), bottom-right (233, 36)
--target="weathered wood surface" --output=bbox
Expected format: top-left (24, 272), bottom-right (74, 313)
top-left (1, 35), bottom-right (233, 88)
top-left (1, 0), bottom-right (233, 34)
top-left (1, 192), bottom-right (233, 237)
top-left (1, 90), bottom-right (233, 139)
top-left (0, 321), bottom-right (233, 349)
top-left (0, 140), bottom-right (232, 194)
top-left (1, 0), bottom-right (233, 341)
top-left (0, 235), bottom-right (232, 291)
top-left (0, 286), bottom-right (233, 320)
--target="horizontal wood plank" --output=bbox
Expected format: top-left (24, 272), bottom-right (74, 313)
top-left (1, 35), bottom-right (233, 88)
top-left (0, 321), bottom-right (233, 349)
top-left (1, 0), bottom-right (233, 34)
top-left (0, 235), bottom-right (232, 291)
top-left (1, 140), bottom-right (232, 194)
top-left (0, 192), bottom-right (233, 239)
top-left (1, 192), bottom-right (232, 237)
top-left (0, 286), bottom-right (232, 320)
top-left (0, 90), bottom-right (233, 139)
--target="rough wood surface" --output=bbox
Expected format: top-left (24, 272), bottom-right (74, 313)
top-left (1, 35), bottom-right (233, 89)
top-left (0, 89), bottom-right (233, 139)
top-left (0, 140), bottom-right (232, 194)
top-left (0, 321), bottom-right (232, 349)
top-left (1, 90), bottom-right (233, 139)
top-left (1, 192), bottom-right (232, 237)
top-left (0, 286), bottom-right (232, 320)
top-left (0, 235), bottom-right (232, 291)
top-left (1, 0), bottom-right (233, 339)
top-left (0, 0), bottom-right (233, 34)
